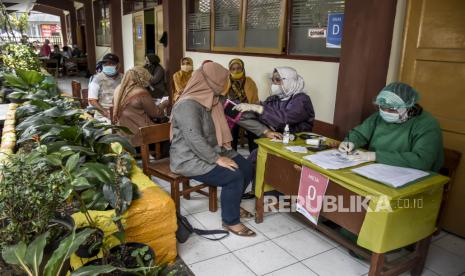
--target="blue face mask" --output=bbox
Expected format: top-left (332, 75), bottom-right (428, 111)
top-left (102, 65), bottom-right (117, 76)
top-left (379, 109), bottom-right (401, 123)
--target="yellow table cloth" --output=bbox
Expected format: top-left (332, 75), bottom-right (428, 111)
top-left (255, 138), bottom-right (449, 253)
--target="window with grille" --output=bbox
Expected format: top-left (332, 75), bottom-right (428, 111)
top-left (185, 0), bottom-right (344, 61)
top-left (187, 0), bottom-right (211, 50)
top-left (288, 0), bottom-right (344, 57)
top-left (243, 0), bottom-right (285, 53)
top-left (212, 0), bottom-right (241, 50)
top-left (93, 0), bottom-right (111, 47)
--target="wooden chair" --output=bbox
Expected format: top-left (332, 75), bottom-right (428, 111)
top-left (80, 88), bottom-right (89, 109)
top-left (65, 58), bottom-right (79, 76)
top-left (139, 123), bottom-right (218, 213)
top-left (436, 148), bottom-right (462, 229)
top-left (45, 58), bottom-right (59, 78)
top-left (71, 80), bottom-right (81, 99)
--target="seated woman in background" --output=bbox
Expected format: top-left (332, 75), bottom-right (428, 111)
top-left (144, 54), bottom-right (167, 99)
top-left (172, 57), bottom-right (194, 103)
top-left (113, 66), bottom-right (170, 147)
top-left (338, 82), bottom-right (444, 171)
top-left (170, 62), bottom-right (256, 237)
top-left (222, 58), bottom-right (260, 152)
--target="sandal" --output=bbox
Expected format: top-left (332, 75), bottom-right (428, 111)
top-left (240, 207), bottom-right (254, 219)
top-left (222, 223), bottom-right (256, 237)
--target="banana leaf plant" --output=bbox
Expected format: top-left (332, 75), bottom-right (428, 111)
top-left (3, 69), bottom-right (59, 102)
top-left (1, 228), bottom-right (95, 276)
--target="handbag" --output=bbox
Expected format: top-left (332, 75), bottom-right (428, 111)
top-left (176, 213), bottom-right (229, 243)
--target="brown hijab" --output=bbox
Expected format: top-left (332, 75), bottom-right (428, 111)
top-left (172, 62), bottom-right (232, 147)
top-left (113, 66), bottom-right (152, 122)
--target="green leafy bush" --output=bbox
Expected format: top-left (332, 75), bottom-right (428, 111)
top-left (1, 43), bottom-right (41, 72)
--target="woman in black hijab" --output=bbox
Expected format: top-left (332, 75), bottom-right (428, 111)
top-left (144, 53), bottom-right (167, 99)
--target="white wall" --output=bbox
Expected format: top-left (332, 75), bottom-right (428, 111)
top-left (95, 46), bottom-right (111, 62)
top-left (122, 14), bottom-right (135, 71)
top-left (185, 52), bottom-right (339, 124)
top-left (386, 0), bottom-right (407, 84)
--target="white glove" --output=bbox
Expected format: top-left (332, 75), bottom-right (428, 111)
top-left (338, 141), bottom-right (355, 153)
top-left (351, 150), bottom-right (376, 162)
top-left (233, 103), bottom-right (264, 114)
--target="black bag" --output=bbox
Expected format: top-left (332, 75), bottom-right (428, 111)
top-left (176, 214), bottom-right (229, 243)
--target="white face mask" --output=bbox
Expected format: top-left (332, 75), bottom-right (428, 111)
top-left (270, 84), bottom-right (284, 96)
top-left (379, 108), bottom-right (408, 123)
top-left (181, 65), bottom-right (193, 72)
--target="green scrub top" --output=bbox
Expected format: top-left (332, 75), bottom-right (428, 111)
top-left (347, 111), bottom-right (444, 172)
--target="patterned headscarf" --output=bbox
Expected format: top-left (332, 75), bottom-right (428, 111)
top-left (113, 66), bottom-right (152, 122)
top-left (228, 58), bottom-right (248, 103)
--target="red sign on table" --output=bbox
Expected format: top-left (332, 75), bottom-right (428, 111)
top-left (296, 166), bottom-right (329, 225)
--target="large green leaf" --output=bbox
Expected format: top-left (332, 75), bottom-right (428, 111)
top-left (16, 69), bottom-right (45, 86)
top-left (43, 228), bottom-right (95, 276)
top-left (2, 242), bottom-right (32, 275)
top-left (66, 153), bottom-right (80, 172)
top-left (60, 146), bottom-right (96, 156)
top-left (71, 176), bottom-right (92, 190)
top-left (3, 73), bottom-right (28, 89)
top-left (97, 134), bottom-right (136, 154)
top-left (7, 91), bottom-right (27, 99)
top-left (24, 231), bottom-right (50, 276)
top-left (71, 265), bottom-right (149, 276)
top-left (82, 162), bottom-right (114, 184)
top-left (103, 176), bottom-right (133, 214)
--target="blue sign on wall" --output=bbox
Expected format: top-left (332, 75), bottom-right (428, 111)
top-left (326, 13), bottom-right (344, 48)
top-left (137, 24), bottom-right (143, 40)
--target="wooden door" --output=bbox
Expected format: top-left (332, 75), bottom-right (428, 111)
top-left (155, 5), bottom-right (164, 68)
top-left (133, 11), bottom-right (146, 66)
top-left (400, 0), bottom-right (465, 237)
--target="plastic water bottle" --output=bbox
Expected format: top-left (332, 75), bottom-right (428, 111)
top-left (283, 124), bottom-right (290, 144)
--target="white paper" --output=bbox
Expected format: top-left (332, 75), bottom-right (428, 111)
top-left (352, 164), bottom-right (429, 188)
top-left (303, 149), bottom-right (369, 170)
top-left (285, 146), bottom-right (308, 153)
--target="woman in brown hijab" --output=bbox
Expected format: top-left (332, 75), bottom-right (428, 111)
top-left (113, 66), bottom-right (170, 147)
top-left (224, 58), bottom-right (260, 152)
top-left (172, 57), bottom-right (193, 103)
top-left (170, 62), bottom-right (256, 237)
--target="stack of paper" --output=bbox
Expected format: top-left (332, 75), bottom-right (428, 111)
top-left (285, 146), bottom-right (308, 153)
top-left (303, 149), bottom-right (369, 170)
top-left (352, 164), bottom-right (429, 188)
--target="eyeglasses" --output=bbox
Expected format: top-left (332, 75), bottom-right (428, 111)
top-left (271, 77), bottom-right (285, 83)
top-left (379, 106), bottom-right (399, 113)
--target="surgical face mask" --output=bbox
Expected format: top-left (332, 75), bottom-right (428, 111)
top-left (379, 108), bottom-right (408, 123)
top-left (181, 64), bottom-right (193, 72)
top-left (270, 84), bottom-right (284, 96)
top-left (102, 65), bottom-right (117, 76)
top-left (230, 71), bottom-right (244, 80)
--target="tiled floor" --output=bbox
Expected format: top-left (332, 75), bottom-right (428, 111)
top-left (151, 149), bottom-right (465, 276)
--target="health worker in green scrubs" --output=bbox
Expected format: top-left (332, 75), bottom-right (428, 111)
top-left (338, 82), bottom-right (444, 172)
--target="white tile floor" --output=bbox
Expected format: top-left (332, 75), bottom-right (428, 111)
top-left (150, 147), bottom-right (465, 276)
